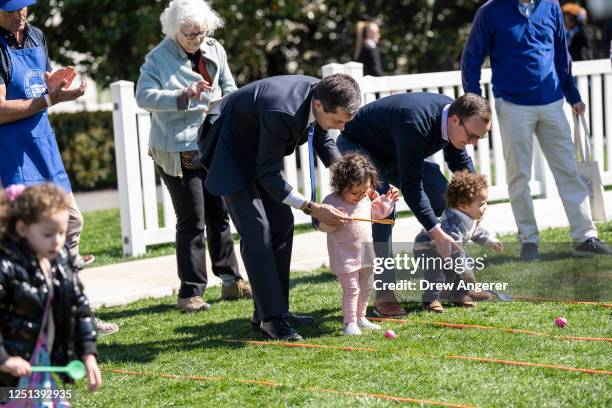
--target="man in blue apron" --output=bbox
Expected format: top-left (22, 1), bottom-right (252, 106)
top-left (0, 0), bottom-right (118, 335)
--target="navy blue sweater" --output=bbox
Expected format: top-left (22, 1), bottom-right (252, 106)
top-left (341, 93), bottom-right (475, 231)
top-left (461, 0), bottom-right (581, 106)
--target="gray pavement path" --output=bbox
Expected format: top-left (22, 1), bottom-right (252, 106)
top-left (73, 189), bottom-right (121, 212)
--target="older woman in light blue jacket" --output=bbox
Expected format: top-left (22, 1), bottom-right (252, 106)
top-left (136, 0), bottom-right (250, 312)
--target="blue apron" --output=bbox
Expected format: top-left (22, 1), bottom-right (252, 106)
top-left (0, 35), bottom-right (71, 192)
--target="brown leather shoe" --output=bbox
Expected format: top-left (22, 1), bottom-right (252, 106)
top-left (177, 296), bottom-right (211, 312)
top-left (373, 301), bottom-right (407, 317)
top-left (452, 295), bottom-right (475, 308)
top-left (221, 279), bottom-right (252, 300)
top-left (468, 290), bottom-right (493, 301)
top-left (422, 299), bottom-right (445, 313)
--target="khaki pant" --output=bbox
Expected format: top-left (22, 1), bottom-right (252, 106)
top-left (66, 193), bottom-right (84, 257)
top-left (495, 98), bottom-right (596, 244)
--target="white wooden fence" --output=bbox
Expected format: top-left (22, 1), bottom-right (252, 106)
top-left (111, 59), bottom-right (612, 256)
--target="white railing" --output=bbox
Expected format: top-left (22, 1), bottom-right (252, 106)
top-left (111, 59), bottom-right (612, 256)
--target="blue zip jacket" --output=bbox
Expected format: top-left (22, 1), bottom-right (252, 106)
top-left (461, 0), bottom-right (581, 106)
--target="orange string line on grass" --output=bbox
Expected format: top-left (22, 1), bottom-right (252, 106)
top-left (104, 368), bottom-right (475, 407)
top-left (445, 355), bottom-right (612, 375)
top-left (511, 295), bottom-right (612, 308)
top-left (227, 340), bottom-right (612, 376)
top-left (369, 317), bottom-right (612, 343)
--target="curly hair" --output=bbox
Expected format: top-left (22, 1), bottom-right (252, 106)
top-left (1, 183), bottom-right (71, 240)
top-left (446, 171), bottom-right (488, 208)
top-left (160, 0), bottom-right (224, 38)
top-left (329, 152), bottom-right (380, 194)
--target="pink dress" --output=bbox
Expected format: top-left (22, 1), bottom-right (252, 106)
top-left (318, 193), bottom-right (394, 274)
top-left (319, 192), bottom-right (394, 325)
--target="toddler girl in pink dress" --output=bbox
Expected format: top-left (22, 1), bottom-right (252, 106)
top-left (319, 153), bottom-right (398, 335)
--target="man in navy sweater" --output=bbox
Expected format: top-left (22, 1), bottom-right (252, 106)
top-left (338, 92), bottom-right (491, 316)
top-left (461, 0), bottom-right (612, 260)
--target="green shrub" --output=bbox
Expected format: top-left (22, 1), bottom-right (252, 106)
top-left (50, 111), bottom-right (117, 191)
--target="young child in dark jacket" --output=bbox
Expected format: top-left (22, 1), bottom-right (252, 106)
top-left (0, 183), bottom-right (101, 403)
top-left (414, 171), bottom-right (503, 313)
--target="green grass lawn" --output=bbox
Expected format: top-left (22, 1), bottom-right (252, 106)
top-left (78, 208), bottom-right (176, 266)
top-left (75, 209), bottom-right (612, 406)
top-left (72, 267), bottom-right (612, 407)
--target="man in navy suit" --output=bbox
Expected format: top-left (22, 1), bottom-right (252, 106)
top-left (337, 92), bottom-right (492, 316)
top-left (199, 74), bottom-right (360, 341)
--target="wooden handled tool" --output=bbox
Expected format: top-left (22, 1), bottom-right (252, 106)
top-left (351, 217), bottom-right (395, 225)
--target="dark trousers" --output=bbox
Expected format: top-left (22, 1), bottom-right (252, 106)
top-left (417, 249), bottom-right (468, 302)
top-left (157, 165), bottom-right (241, 298)
top-left (337, 134), bottom-right (448, 297)
top-left (222, 183), bottom-right (294, 322)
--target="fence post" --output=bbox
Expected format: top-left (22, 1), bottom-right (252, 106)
top-left (321, 63), bottom-right (346, 77)
top-left (111, 81), bottom-right (146, 256)
top-left (343, 61), bottom-right (364, 79)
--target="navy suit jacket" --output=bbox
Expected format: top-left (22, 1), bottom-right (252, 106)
top-left (198, 75), bottom-right (340, 201)
top-left (341, 92), bottom-right (475, 231)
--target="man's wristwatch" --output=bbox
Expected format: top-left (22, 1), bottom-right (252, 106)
top-left (302, 201), bottom-right (314, 215)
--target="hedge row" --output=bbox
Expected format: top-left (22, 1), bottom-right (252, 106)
top-left (50, 111), bottom-right (117, 191)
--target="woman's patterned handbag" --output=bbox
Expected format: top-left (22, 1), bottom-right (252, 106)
top-left (180, 150), bottom-right (202, 170)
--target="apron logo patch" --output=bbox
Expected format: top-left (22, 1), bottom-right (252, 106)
top-left (24, 69), bottom-right (47, 98)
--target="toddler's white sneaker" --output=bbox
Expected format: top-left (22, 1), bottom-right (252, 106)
top-left (343, 322), bottom-right (362, 336)
top-left (357, 317), bottom-right (381, 330)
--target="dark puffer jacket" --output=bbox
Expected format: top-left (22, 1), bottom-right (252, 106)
top-left (0, 238), bottom-right (97, 387)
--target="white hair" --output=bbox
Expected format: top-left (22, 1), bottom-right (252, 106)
top-left (160, 0), bottom-right (224, 38)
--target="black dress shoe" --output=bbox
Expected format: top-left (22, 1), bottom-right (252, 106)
top-left (259, 317), bottom-right (303, 341)
top-left (284, 312), bottom-right (314, 325)
top-left (252, 312), bottom-right (314, 330)
top-left (251, 319), bottom-right (260, 332)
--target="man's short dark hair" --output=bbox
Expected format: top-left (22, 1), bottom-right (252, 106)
top-left (448, 93), bottom-right (492, 123)
top-left (312, 74), bottom-right (361, 115)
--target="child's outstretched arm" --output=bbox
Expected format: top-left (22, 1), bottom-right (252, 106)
top-left (472, 224), bottom-right (503, 253)
top-left (0, 356), bottom-right (31, 378)
top-left (70, 269), bottom-right (100, 390)
top-left (82, 354), bottom-right (101, 391)
top-left (487, 240), bottom-right (503, 253)
top-left (370, 185), bottom-right (399, 220)
top-left (72, 276), bottom-right (97, 356)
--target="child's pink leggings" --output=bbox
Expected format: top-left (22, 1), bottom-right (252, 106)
top-left (335, 268), bottom-right (373, 324)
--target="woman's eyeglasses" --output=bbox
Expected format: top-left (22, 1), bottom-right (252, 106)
top-left (181, 30), bottom-right (206, 40)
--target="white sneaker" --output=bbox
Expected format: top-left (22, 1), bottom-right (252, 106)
top-left (357, 317), bottom-right (381, 330)
top-left (343, 322), bottom-right (362, 336)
